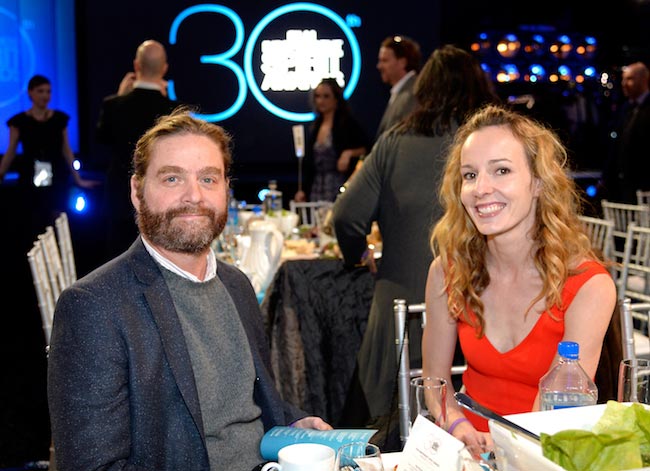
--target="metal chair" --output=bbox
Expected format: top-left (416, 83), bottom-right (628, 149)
top-left (27, 217), bottom-right (77, 348)
top-left (27, 238), bottom-right (56, 346)
top-left (620, 297), bottom-right (650, 360)
top-left (55, 212), bottom-right (76, 287)
top-left (289, 200), bottom-right (333, 228)
top-left (601, 200), bottom-right (650, 278)
top-left (394, 299), bottom-right (467, 447)
top-left (579, 214), bottom-right (616, 277)
top-left (619, 224), bottom-right (650, 303)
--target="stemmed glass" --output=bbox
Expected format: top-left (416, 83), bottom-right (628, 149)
top-left (335, 442), bottom-right (384, 471)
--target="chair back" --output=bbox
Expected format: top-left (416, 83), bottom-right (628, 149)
top-left (27, 240), bottom-right (56, 345)
top-left (393, 299), bottom-right (467, 447)
top-left (619, 224), bottom-right (650, 304)
top-left (618, 297), bottom-right (650, 360)
top-left (55, 212), bottom-right (76, 287)
top-left (601, 200), bottom-right (650, 263)
top-left (289, 200), bottom-right (333, 228)
top-left (579, 215), bottom-right (615, 275)
top-left (27, 216), bottom-right (77, 349)
top-left (637, 190), bottom-right (650, 207)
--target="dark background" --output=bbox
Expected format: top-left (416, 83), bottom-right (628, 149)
top-left (1, 0), bottom-right (650, 467)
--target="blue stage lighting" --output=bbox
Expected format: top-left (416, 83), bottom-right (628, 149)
top-left (585, 185), bottom-right (597, 198)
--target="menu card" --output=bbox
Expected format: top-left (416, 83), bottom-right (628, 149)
top-left (398, 415), bottom-right (465, 470)
top-left (260, 426), bottom-right (378, 461)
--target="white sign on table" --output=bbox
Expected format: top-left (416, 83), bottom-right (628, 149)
top-left (398, 415), bottom-right (465, 470)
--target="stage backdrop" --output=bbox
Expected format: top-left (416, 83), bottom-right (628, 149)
top-left (77, 0), bottom-right (440, 202)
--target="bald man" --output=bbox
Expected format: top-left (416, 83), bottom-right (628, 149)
top-left (603, 61), bottom-right (650, 202)
top-left (97, 39), bottom-right (179, 261)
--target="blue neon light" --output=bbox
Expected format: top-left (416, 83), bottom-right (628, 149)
top-left (244, 2), bottom-right (361, 122)
top-left (169, 4), bottom-right (246, 121)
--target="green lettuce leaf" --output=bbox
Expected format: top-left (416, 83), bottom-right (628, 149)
top-left (541, 429), bottom-right (641, 471)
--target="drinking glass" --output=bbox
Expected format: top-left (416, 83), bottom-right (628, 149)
top-left (409, 376), bottom-right (448, 430)
top-left (618, 358), bottom-right (650, 403)
top-left (334, 442), bottom-right (384, 471)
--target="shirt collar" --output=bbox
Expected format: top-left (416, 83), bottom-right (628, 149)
top-left (133, 80), bottom-right (163, 92)
top-left (141, 237), bottom-right (217, 283)
top-left (390, 70), bottom-right (416, 97)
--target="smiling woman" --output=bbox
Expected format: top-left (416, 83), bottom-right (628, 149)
top-left (422, 104), bottom-right (617, 453)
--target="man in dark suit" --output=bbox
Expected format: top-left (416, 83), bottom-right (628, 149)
top-left (374, 35), bottom-right (421, 140)
top-left (602, 61), bottom-right (650, 203)
top-left (97, 39), bottom-right (178, 260)
top-left (48, 109), bottom-right (331, 471)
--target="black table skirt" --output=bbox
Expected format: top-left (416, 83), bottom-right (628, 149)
top-left (260, 258), bottom-right (374, 425)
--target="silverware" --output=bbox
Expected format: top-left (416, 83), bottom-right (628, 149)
top-left (454, 392), bottom-right (540, 442)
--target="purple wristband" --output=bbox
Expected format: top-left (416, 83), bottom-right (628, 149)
top-left (447, 417), bottom-right (470, 435)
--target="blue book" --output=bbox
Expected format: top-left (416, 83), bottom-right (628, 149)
top-left (259, 426), bottom-right (378, 461)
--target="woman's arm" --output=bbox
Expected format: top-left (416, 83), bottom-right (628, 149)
top-left (336, 146), bottom-right (366, 173)
top-left (0, 126), bottom-right (20, 182)
top-left (532, 271), bottom-right (616, 410)
top-left (423, 258), bottom-right (492, 452)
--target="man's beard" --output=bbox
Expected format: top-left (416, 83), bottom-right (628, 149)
top-left (137, 199), bottom-right (227, 254)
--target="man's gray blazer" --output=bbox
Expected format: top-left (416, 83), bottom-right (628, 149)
top-left (48, 238), bottom-right (305, 470)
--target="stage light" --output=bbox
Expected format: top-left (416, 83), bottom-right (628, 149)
top-left (496, 34), bottom-right (520, 58)
top-left (470, 32), bottom-right (491, 55)
top-left (523, 34), bottom-right (545, 56)
top-left (548, 65), bottom-right (572, 83)
top-left (527, 63), bottom-right (546, 82)
top-left (550, 34), bottom-right (572, 59)
top-left (495, 64), bottom-right (520, 83)
top-left (69, 189), bottom-right (88, 214)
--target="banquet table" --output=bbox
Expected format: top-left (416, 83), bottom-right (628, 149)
top-left (260, 257), bottom-right (375, 426)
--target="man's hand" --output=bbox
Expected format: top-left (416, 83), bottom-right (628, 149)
top-left (117, 72), bottom-right (136, 96)
top-left (291, 416), bottom-right (333, 430)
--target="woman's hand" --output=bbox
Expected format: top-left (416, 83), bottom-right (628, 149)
top-left (450, 419), bottom-right (494, 457)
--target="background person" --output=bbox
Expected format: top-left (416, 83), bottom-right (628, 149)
top-left (48, 108), bottom-right (330, 471)
top-left (294, 78), bottom-right (368, 203)
top-left (374, 35), bottom-right (421, 141)
top-left (601, 61), bottom-right (650, 203)
top-left (333, 45), bottom-right (499, 427)
top-left (423, 104), bottom-right (616, 453)
top-left (0, 74), bottom-right (100, 234)
top-left (96, 39), bottom-right (178, 261)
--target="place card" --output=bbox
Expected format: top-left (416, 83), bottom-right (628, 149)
top-left (398, 415), bottom-right (465, 471)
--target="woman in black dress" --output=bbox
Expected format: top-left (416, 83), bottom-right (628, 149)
top-left (0, 75), bottom-right (99, 233)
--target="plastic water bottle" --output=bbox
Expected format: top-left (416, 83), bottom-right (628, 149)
top-left (539, 341), bottom-right (598, 411)
top-left (227, 188), bottom-right (239, 229)
top-left (263, 180), bottom-right (283, 214)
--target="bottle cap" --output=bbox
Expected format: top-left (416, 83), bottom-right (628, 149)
top-left (558, 341), bottom-right (579, 359)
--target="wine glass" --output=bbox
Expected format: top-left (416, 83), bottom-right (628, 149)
top-left (335, 441), bottom-right (384, 471)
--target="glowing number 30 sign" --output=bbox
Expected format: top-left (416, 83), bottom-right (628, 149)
top-left (168, 2), bottom-right (361, 123)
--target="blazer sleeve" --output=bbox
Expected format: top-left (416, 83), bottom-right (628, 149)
top-left (332, 131), bottom-right (389, 266)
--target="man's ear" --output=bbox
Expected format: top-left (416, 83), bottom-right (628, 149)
top-left (130, 175), bottom-right (141, 211)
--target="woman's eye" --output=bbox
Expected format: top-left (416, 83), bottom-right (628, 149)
top-left (496, 168), bottom-right (511, 175)
top-left (462, 172), bottom-right (476, 180)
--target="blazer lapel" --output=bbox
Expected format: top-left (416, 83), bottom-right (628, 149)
top-left (129, 240), bottom-right (206, 439)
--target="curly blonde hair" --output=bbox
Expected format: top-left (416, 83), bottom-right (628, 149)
top-left (431, 104), bottom-right (600, 336)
